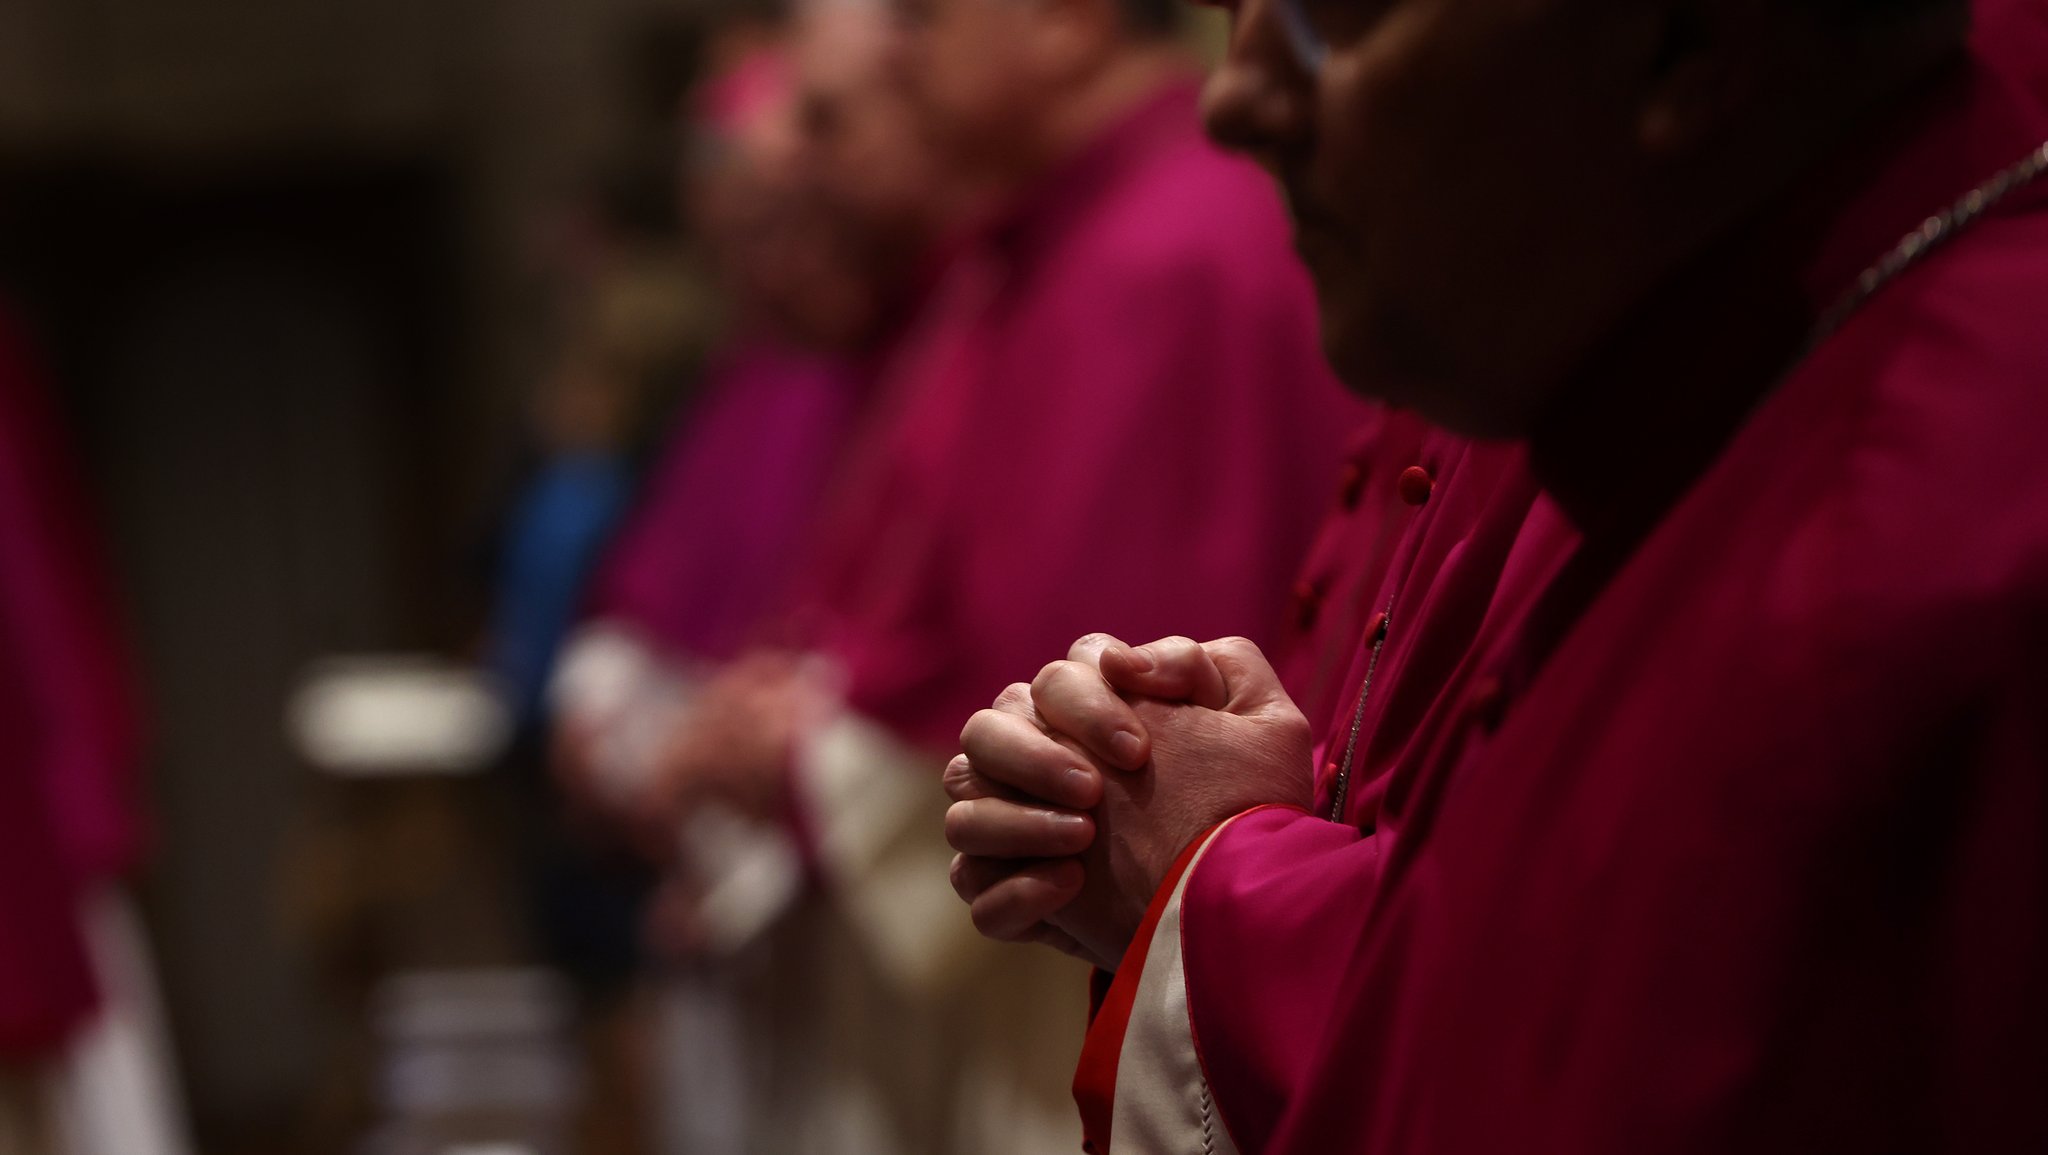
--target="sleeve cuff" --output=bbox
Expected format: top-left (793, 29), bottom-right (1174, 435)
top-left (548, 623), bottom-right (701, 808)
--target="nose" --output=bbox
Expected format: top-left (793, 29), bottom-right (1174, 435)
top-left (1199, 0), bottom-right (1314, 163)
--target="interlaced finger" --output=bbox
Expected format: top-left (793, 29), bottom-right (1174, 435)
top-left (1099, 634), bottom-right (1231, 709)
top-left (944, 797), bottom-right (1095, 859)
top-left (955, 856), bottom-right (1086, 941)
top-left (958, 706), bottom-right (1106, 808)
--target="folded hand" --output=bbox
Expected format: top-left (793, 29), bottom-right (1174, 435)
top-left (948, 633), bottom-right (1314, 969)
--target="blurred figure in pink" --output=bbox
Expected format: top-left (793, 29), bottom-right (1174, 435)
top-left (552, 38), bottom-right (880, 797)
top-left (619, 0), bottom-right (1365, 1147)
top-left (545, 19), bottom-right (960, 1155)
top-left (0, 301), bottom-right (189, 1155)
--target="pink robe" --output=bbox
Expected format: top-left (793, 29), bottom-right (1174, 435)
top-left (791, 80), bottom-right (1368, 750)
top-left (1081, 8), bottom-right (2048, 1152)
top-left (738, 79), bottom-right (1363, 1155)
top-left (0, 304), bottom-right (145, 1058)
top-left (1271, 408), bottom-right (1423, 726)
top-left (1076, 417), bottom-right (1575, 1153)
top-left (587, 339), bottom-right (859, 663)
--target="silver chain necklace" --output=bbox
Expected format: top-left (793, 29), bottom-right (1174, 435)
top-left (1327, 602), bottom-right (1391, 821)
top-left (1322, 137), bottom-right (2048, 829)
top-left (1808, 138), bottom-right (2048, 350)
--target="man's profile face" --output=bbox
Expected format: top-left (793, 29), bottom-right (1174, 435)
top-left (794, 5), bottom-right (945, 246)
top-left (799, 70), bottom-right (937, 233)
top-left (892, 0), bottom-right (1047, 169)
top-left (1204, 0), bottom-right (1675, 435)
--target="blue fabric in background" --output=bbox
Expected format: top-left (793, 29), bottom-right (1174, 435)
top-left (488, 451), bottom-right (633, 730)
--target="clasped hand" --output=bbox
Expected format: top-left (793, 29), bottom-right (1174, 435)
top-left (946, 634), bottom-right (1314, 971)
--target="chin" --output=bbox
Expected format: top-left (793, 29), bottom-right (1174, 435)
top-left (1313, 298), bottom-right (1397, 405)
top-left (1378, 370), bottom-right (1546, 440)
top-left (1318, 306), bottom-right (1523, 439)
top-left (1397, 391), bottom-right (1522, 440)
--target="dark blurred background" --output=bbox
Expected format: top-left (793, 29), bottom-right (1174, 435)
top-left (0, 3), bottom-right (724, 1150)
top-left (0, 2), bottom-right (1247, 1151)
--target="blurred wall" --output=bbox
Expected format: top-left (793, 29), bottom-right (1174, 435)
top-left (0, 0), bottom-right (711, 532)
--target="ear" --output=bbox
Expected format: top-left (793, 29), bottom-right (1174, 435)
top-left (1633, 0), bottom-right (1767, 159)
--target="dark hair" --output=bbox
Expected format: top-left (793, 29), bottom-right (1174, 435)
top-left (1113, 0), bottom-right (1183, 39)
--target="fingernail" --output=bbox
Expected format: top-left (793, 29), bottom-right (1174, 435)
top-left (1122, 647), bottom-right (1155, 673)
top-left (1062, 766), bottom-right (1096, 799)
top-left (1109, 730), bottom-right (1144, 766)
top-left (1050, 812), bottom-right (1089, 830)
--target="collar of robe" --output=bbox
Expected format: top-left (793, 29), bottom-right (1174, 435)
top-left (982, 77), bottom-right (1207, 266)
top-left (1531, 38), bottom-right (2048, 566)
top-left (1496, 28), bottom-right (2048, 694)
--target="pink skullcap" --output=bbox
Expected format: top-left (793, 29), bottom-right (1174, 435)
top-left (691, 45), bottom-right (796, 140)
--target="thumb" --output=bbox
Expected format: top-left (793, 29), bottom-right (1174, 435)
top-left (1099, 636), bottom-right (1231, 710)
top-left (1199, 636), bottom-right (1293, 715)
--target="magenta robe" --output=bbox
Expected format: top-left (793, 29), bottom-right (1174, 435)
top-left (587, 339), bottom-right (859, 663)
top-left (1075, 417), bottom-right (1575, 1152)
top-left (1982, 0), bottom-right (2048, 110)
top-left (1086, 8), bottom-right (2048, 1152)
top-left (791, 81), bottom-right (1367, 750)
top-left (1271, 408), bottom-right (1422, 726)
top-left (1294, 27), bottom-right (2048, 1151)
top-left (0, 305), bottom-right (145, 1057)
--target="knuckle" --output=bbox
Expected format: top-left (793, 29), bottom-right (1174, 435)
top-left (959, 708), bottom-right (995, 749)
top-left (1071, 631), bottom-right (1115, 655)
top-left (1040, 809), bottom-right (1086, 851)
top-left (1035, 662), bottom-right (1099, 706)
top-left (1031, 660), bottom-right (1069, 692)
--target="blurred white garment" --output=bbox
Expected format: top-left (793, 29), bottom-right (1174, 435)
top-left (655, 967), bottom-right (748, 1155)
top-left (50, 889), bottom-right (194, 1155)
top-left (653, 706), bottom-right (1085, 1155)
top-left (789, 711), bottom-right (1087, 1155)
top-left (559, 626), bottom-right (1085, 1155)
top-left (550, 624), bottom-right (695, 809)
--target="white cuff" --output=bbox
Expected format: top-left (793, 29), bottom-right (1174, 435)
top-left (1109, 827), bottom-right (1242, 1155)
top-left (794, 710), bottom-right (993, 996)
top-left (550, 623), bottom-right (702, 807)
